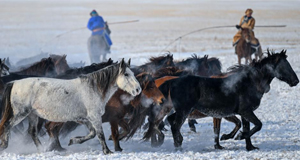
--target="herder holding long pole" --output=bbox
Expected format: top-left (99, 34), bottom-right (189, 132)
top-left (233, 8), bottom-right (262, 57)
top-left (87, 9), bottom-right (112, 63)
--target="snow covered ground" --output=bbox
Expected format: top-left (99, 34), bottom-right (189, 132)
top-left (0, 0), bottom-right (300, 159)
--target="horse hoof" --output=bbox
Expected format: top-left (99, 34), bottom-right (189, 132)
top-left (190, 128), bottom-right (196, 133)
top-left (108, 135), bottom-right (113, 141)
top-left (175, 147), bottom-right (183, 152)
top-left (115, 148), bottom-right (123, 152)
top-left (214, 144), bottom-right (225, 150)
top-left (246, 145), bottom-right (259, 151)
top-left (68, 139), bottom-right (74, 146)
top-left (103, 149), bottom-right (113, 155)
top-left (220, 134), bottom-right (231, 141)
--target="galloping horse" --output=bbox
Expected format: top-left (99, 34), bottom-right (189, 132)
top-left (0, 59), bottom-right (141, 155)
top-left (152, 64), bottom-right (242, 149)
top-left (235, 28), bottom-right (263, 65)
top-left (45, 72), bottom-right (165, 152)
top-left (159, 50), bottom-right (298, 151)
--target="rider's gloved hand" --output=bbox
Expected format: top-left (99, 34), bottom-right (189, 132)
top-left (236, 25), bottom-right (241, 29)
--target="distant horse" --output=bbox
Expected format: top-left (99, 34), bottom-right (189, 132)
top-left (0, 59), bottom-right (141, 155)
top-left (12, 57), bottom-right (57, 77)
top-left (88, 22), bottom-right (111, 63)
top-left (0, 58), bottom-right (9, 77)
top-left (55, 58), bottom-right (115, 79)
top-left (159, 50), bottom-right (298, 151)
top-left (235, 28), bottom-right (263, 65)
top-left (49, 54), bottom-right (70, 75)
top-left (45, 72), bottom-right (165, 152)
top-left (132, 53), bottom-right (175, 75)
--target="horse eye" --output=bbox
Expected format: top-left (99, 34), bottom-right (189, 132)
top-left (124, 73), bottom-right (129, 77)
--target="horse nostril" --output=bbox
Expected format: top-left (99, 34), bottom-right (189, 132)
top-left (136, 88), bottom-right (139, 93)
top-left (132, 90), bottom-right (136, 96)
top-left (160, 98), bottom-right (166, 105)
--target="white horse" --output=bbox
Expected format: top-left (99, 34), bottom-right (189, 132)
top-left (0, 58), bottom-right (141, 155)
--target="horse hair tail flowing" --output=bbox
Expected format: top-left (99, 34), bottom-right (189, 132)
top-left (0, 82), bottom-right (14, 136)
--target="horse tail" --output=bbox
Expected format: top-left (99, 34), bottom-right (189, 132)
top-left (0, 82), bottom-right (14, 136)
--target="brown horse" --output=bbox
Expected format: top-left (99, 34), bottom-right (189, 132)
top-left (49, 54), bottom-right (70, 75)
top-left (45, 72), bottom-right (165, 152)
top-left (12, 57), bottom-right (57, 77)
top-left (235, 28), bottom-right (263, 65)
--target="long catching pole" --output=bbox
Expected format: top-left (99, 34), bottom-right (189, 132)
top-left (56, 20), bottom-right (139, 38)
top-left (40, 20), bottom-right (139, 52)
top-left (161, 25), bottom-right (286, 53)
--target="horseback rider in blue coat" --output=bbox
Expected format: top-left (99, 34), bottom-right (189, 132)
top-left (87, 10), bottom-right (112, 63)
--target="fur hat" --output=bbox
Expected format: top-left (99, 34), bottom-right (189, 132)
top-left (245, 8), bottom-right (253, 14)
top-left (90, 10), bottom-right (98, 16)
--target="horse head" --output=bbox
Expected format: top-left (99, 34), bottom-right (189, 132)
top-left (149, 53), bottom-right (175, 68)
top-left (51, 54), bottom-right (70, 75)
top-left (117, 58), bottom-right (141, 96)
top-left (241, 27), bottom-right (251, 43)
top-left (133, 72), bottom-right (165, 108)
top-left (266, 49), bottom-right (299, 87)
top-left (44, 57), bottom-right (58, 77)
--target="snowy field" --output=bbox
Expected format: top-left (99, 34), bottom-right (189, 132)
top-left (1, 0), bottom-right (300, 159)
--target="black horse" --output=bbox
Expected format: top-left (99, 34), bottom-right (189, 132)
top-left (159, 50), bottom-right (298, 151)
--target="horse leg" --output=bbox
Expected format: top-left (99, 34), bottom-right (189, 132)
top-left (68, 121), bottom-right (96, 146)
top-left (235, 112), bottom-right (262, 151)
top-left (238, 55), bottom-right (242, 65)
top-left (0, 111), bottom-right (30, 150)
top-left (213, 118), bottom-right (224, 149)
top-left (90, 119), bottom-right (112, 155)
top-left (110, 121), bottom-right (122, 152)
top-left (188, 118), bottom-right (197, 133)
top-left (220, 116), bottom-right (241, 140)
top-left (27, 113), bottom-right (43, 152)
top-left (167, 112), bottom-right (186, 150)
top-left (118, 119), bottom-right (129, 140)
top-left (45, 122), bottom-right (66, 152)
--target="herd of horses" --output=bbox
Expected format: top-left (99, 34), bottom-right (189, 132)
top-left (0, 49), bottom-right (298, 155)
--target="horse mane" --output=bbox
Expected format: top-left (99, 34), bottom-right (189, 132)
top-left (16, 57), bottom-right (56, 76)
top-left (207, 57), bottom-right (222, 71)
top-left (153, 66), bottom-right (188, 78)
top-left (251, 49), bottom-right (287, 69)
top-left (149, 53), bottom-right (173, 64)
top-left (80, 62), bottom-right (125, 97)
top-left (124, 72), bottom-right (155, 140)
top-left (62, 58), bottom-right (115, 76)
top-left (125, 103), bottom-right (149, 140)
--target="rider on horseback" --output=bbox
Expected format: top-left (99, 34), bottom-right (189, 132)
top-left (87, 10), bottom-right (112, 63)
top-left (233, 9), bottom-right (262, 55)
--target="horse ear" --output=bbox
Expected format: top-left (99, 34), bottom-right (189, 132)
top-left (2, 58), bottom-right (5, 63)
top-left (120, 58), bottom-right (125, 71)
top-left (63, 54), bottom-right (67, 59)
top-left (127, 58), bottom-right (131, 66)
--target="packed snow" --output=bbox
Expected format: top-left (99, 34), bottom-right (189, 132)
top-left (0, 0), bottom-right (300, 159)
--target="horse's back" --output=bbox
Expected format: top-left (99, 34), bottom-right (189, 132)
top-left (10, 77), bottom-right (90, 122)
